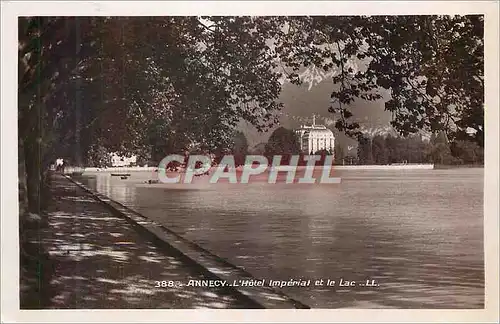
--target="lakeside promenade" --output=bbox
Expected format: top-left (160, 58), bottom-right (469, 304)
top-left (22, 174), bottom-right (259, 309)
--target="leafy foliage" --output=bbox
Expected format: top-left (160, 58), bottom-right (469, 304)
top-left (264, 127), bottom-right (301, 164)
top-left (273, 15), bottom-right (484, 146)
top-left (354, 131), bottom-right (483, 165)
top-left (19, 17), bottom-right (287, 163)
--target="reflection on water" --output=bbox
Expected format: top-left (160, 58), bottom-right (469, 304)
top-left (78, 168), bottom-right (484, 308)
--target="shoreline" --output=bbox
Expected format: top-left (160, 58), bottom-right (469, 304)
top-left (68, 164), bottom-right (438, 173)
top-left (63, 163), bottom-right (485, 176)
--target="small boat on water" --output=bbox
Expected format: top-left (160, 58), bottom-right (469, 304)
top-left (111, 173), bottom-right (131, 177)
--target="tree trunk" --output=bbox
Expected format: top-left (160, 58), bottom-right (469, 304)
top-left (18, 140), bottom-right (28, 216)
top-left (22, 100), bottom-right (51, 216)
top-left (24, 136), bottom-right (42, 215)
top-left (74, 17), bottom-right (83, 167)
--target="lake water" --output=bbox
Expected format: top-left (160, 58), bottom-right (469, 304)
top-left (77, 168), bottom-right (484, 309)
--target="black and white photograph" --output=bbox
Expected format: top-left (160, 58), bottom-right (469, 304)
top-left (1, 1), bottom-right (499, 323)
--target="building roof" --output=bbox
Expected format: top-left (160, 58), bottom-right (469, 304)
top-left (297, 126), bottom-right (334, 137)
top-left (295, 115), bottom-right (335, 137)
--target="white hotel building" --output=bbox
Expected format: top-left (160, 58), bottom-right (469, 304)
top-left (294, 116), bottom-right (335, 154)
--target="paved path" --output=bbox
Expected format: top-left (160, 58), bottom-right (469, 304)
top-left (38, 174), bottom-right (258, 309)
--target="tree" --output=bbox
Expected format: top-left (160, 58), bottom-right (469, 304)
top-left (372, 135), bottom-right (388, 164)
top-left (86, 144), bottom-right (112, 168)
top-left (429, 131), bottom-right (454, 165)
top-left (334, 142), bottom-right (345, 165)
top-left (80, 17), bottom-right (285, 160)
top-left (385, 134), bottom-right (410, 164)
top-left (18, 16), bottom-right (290, 216)
top-left (19, 15), bottom-right (485, 216)
top-left (404, 135), bottom-right (430, 164)
top-left (264, 127), bottom-right (301, 164)
top-left (18, 17), bottom-right (97, 215)
top-left (357, 134), bottom-right (374, 165)
top-left (231, 131), bottom-right (249, 166)
top-left (344, 149), bottom-right (358, 165)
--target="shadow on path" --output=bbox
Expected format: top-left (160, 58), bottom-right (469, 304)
top-left (35, 175), bottom-right (259, 309)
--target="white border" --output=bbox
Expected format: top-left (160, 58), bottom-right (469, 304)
top-left (2, 1), bottom-right (499, 323)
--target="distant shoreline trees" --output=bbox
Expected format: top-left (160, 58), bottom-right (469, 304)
top-left (223, 127), bottom-right (484, 167)
top-left (352, 131), bottom-right (484, 166)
